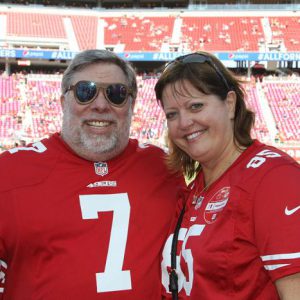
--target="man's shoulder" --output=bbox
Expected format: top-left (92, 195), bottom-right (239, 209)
top-left (0, 136), bottom-right (60, 192)
top-left (126, 139), bottom-right (182, 178)
top-left (133, 140), bottom-right (167, 156)
top-left (131, 141), bottom-right (169, 167)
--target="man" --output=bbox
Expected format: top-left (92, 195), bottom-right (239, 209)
top-left (0, 50), bottom-right (183, 299)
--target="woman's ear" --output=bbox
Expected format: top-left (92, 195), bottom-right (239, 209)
top-left (225, 91), bottom-right (237, 120)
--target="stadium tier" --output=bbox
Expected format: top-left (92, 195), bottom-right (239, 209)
top-left (0, 10), bottom-right (299, 52)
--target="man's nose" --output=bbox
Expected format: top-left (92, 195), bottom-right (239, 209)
top-left (89, 88), bottom-right (110, 110)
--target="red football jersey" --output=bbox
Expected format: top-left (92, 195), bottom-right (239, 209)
top-left (162, 140), bottom-right (300, 299)
top-left (0, 133), bottom-right (184, 299)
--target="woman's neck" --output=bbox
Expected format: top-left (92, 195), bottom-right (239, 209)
top-left (201, 145), bottom-right (244, 189)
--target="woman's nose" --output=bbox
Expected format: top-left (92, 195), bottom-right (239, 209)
top-left (179, 113), bottom-right (193, 129)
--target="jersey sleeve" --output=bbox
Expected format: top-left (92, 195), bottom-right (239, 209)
top-left (253, 163), bottom-right (300, 282)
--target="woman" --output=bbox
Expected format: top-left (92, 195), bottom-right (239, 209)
top-left (155, 51), bottom-right (300, 299)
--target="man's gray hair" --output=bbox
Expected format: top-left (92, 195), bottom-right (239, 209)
top-left (61, 49), bottom-right (137, 100)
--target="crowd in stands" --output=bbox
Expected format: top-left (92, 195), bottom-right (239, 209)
top-left (262, 80), bottom-right (300, 142)
top-left (0, 72), bottom-right (299, 154)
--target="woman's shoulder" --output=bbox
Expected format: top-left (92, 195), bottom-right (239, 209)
top-left (242, 140), bottom-right (298, 170)
top-left (231, 140), bottom-right (299, 192)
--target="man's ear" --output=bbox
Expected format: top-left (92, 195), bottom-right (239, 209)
top-left (226, 91), bottom-right (236, 120)
top-left (60, 95), bottom-right (65, 110)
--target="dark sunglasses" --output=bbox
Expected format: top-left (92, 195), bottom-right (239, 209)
top-left (66, 80), bottom-right (133, 107)
top-left (164, 53), bottom-right (231, 92)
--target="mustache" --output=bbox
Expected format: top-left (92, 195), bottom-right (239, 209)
top-left (81, 113), bottom-right (116, 123)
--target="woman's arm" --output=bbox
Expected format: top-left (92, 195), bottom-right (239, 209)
top-left (275, 272), bottom-right (300, 300)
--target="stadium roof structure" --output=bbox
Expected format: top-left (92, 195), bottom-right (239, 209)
top-left (0, 0), bottom-right (299, 9)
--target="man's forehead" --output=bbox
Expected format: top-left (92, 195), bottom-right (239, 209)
top-left (72, 62), bottom-right (127, 83)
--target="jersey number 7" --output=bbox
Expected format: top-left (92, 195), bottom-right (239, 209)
top-left (79, 193), bottom-right (132, 293)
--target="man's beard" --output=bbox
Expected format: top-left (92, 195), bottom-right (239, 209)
top-left (61, 104), bottom-right (133, 159)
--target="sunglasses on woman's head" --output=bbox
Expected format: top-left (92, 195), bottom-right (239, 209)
top-left (66, 80), bottom-right (133, 107)
top-left (163, 53), bottom-right (231, 92)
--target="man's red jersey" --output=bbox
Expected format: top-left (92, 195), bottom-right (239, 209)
top-left (162, 140), bottom-right (300, 299)
top-left (0, 133), bottom-right (183, 299)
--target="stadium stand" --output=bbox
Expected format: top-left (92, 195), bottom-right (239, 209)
top-left (103, 16), bottom-right (175, 52)
top-left (269, 16), bottom-right (300, 51)
top-left (0, 73), bottom-right (299, 160)
top-left (262, 79), bottom-right (300, 142)
top-left (180, 16), bottom-right (264, 52)
top-left (6, 12), bottom-right (66, 39)
top-left (0, 8), bottom-right (299, 52)
top-left (70, 16), bottom-right (98, 50)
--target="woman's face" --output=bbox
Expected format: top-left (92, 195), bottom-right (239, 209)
top-left (162, 79), bottom-right (236, 165)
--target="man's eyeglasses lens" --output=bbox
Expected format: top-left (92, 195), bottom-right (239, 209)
top-left (68, 81), bottom-right (131, 106)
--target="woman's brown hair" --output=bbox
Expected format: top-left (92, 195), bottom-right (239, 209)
top-left (155, 51), bottom-right (255, 179)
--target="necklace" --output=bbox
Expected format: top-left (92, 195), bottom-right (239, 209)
top-left (191, 148), bottom-right (244, 207)
top-left (191, 178), bottom-right (208, 207)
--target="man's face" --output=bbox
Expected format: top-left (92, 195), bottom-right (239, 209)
top-left (61, 62), bottom-right (134, 161)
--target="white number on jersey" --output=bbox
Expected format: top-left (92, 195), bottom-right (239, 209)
top-left (79, 193), bottom-right (131, 293)
top-left (162, 224), bottom-right (205, 296)
top-left (247, 149), bottom-right (281, 168)
top-left (0, 260), bottom-right (7, 293)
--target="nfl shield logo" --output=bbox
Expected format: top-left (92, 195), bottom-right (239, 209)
top-left (94, 162), bottom-right (108, 176)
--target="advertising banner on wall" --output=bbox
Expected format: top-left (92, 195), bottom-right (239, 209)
top-left (1, 49), bottom-right (300, 62)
